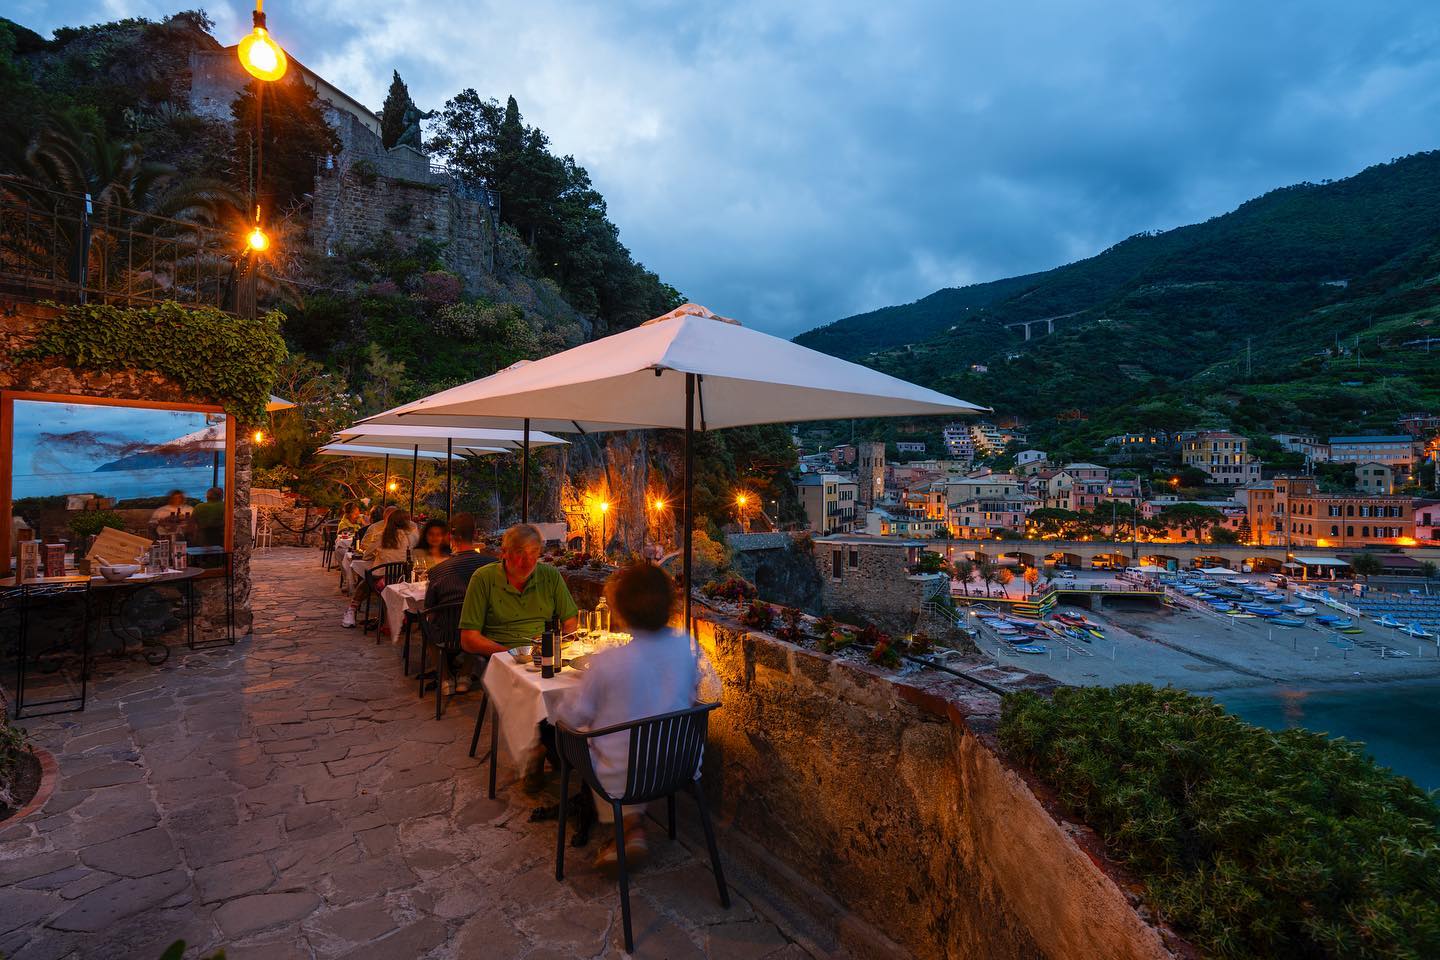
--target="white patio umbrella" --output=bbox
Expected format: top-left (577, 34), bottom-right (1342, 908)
top-left (330, 425), bottom-right (566, 515)
top-left (267, 395), bottom-right (296, 412)
top-left (152, 423), bottom-right (227, 487)
top-left (361, 303), bottom-right (988, 627)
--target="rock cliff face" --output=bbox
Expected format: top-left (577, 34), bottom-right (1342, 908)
top-left (728, 534), bottom-right (825, 611)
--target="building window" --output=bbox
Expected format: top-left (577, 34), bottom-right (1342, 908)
top-left (848, 549), bottom-right (859, 569)
top-left (831, 550), bottom-right (842, 580)
top-left (1347, 526), bottom-right (1354, 537)
top-left (1330, 525), bottom-right (1339, 536)
top-left (1362, 526), bottom-right (1370, 537)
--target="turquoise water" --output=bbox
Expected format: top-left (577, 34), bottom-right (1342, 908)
top-left (1215, 683), bottom-right (1440, 792)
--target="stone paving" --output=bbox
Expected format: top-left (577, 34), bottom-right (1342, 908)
top-left (1, 548), bottom-right (803, 960)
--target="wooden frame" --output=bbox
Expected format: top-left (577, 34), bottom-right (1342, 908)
top-left (1, 390), bottom-right (235, 575)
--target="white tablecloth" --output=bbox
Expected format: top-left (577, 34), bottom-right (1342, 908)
top-left (341, 553), bottom-right (368, 593)
top-left (381, 581), bottom-right (427, 639)
top-left (483, 651), bottom-right (584, 764)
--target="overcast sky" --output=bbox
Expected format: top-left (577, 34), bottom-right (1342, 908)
top-left (15, 1), bottom-right (1440, 335)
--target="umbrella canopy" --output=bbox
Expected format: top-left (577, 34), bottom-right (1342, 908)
top-left (331, 424), bottom-right (567, 454)
top-left (359, 303), bottom-right (986, 629)
top-left (267, 395), bottom-right (296, 412)
top-left (315, 444), bottom-right (471, 461)
top-left (361, 303), bottom-right (988, 431)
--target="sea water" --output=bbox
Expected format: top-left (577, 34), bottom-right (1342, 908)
top-left (1216, 682), bottom-right (1440, 792)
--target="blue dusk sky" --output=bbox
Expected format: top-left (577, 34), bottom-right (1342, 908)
top-left (12, 1), bottom-right (1440, 335)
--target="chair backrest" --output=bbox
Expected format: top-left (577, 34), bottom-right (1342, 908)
top-left (367, 561), bottom-right (410, 588)
top-left (417, 601), bottom-right (463, 651)
top-left (560, 702), bottom-right (719, 805)
top-left (321, 520), bottom-right (339, 549)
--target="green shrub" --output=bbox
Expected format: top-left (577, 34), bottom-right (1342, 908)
top-left (999, 684), bottom-right (1440, 959)
top-left (68, 509), bottom-right (126, 538)
top-left (0, 711), bottom-right (30, 808)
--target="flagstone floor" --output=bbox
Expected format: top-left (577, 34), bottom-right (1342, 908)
top-left (1, 548), bottom-right (803, 960)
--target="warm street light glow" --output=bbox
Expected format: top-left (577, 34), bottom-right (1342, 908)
top-left (252, 429), bottom-right (265, 444)
top-left (247, 224), bottom-right (269, 252)
top-left (652, 498), bottom-right (665, 511)
top-left (239, 2), bottom-right (288, 81)
top-left (599, 501), bottom-right (609, 513)
top-left (387, 480), bottom-right (398, 492)
top-left (736, 493), bottom-right (748, 507)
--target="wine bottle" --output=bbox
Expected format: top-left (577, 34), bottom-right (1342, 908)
top-left (540, 621), bottom-right (555, 679)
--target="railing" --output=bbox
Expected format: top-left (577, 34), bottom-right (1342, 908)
top-left (0, 185), bottom-right (243, 312)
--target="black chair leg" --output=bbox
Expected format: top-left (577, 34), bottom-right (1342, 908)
top-left (691, 781), bottom-right (730, 908)
top-left (401, 617), bottom-right (411, 674)
top-left (555, 757), bottom-right (571, 880)
top-left (417, 643), bottom-right (428, 699)
top-left (434, 649), bottom-right (445, 720)
top-left (667, 793), bottom-right (677, 839)
top-left (469, 691), bottom-right (488, 758)
top-left (363, 591), bottom-right (373, 634)
top-left (487, 703), bottom-right (498, 799)
top-left (614, 801), bottom-right (634, 953)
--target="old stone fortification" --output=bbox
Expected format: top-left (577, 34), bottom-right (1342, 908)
top-left (728, 532), bottom-right (825, 610)
top-left (1, 299), bottom-right (254, 635)
top-left (689, 607), bottom-right (1183, 960)
top-left (814, 538), bottom-right (948, 635)
top-left (310, 165), bottom-right (497, 289)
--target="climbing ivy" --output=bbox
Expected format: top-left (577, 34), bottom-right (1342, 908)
top-left (25, 302), bottom-right (288, 424)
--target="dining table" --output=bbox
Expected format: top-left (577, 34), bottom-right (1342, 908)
top-left (380, 579), bottom-right (427, 640)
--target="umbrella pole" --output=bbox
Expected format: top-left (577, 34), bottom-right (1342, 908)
top-left (446, 438), bottom-right (453, 518)
top-left (211, 451), bottom-right (219, 488)
top-left (382, 454), bottom-right (390, 509)
top-left (409, 444), bottom-right (418, 514)
top-left (684, 374), bottom-right (695, 634)
top-left (521, 418), bottom-right (531, 523)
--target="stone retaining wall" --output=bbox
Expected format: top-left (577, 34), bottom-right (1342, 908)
top-left (690, 610), bottom-right (1182, 960)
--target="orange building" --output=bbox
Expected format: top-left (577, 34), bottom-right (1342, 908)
top-left (1249, 475), bottom-right (1416, 548)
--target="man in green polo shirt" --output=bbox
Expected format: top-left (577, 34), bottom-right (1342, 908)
top-left (460, 523), bottom-right (577, 793)
top-left (459, 523), bottom-right (578, 654)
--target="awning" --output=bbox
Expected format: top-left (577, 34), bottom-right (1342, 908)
top-left (1291, 556), bottom-right (1351, 567)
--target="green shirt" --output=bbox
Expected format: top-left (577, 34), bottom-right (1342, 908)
top-left (191, 500), bottom-right (226, 546)
top-left (458, 561), bottom-right (578, 648)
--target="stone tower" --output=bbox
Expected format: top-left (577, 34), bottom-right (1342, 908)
top-left (857, 441), bottom-right (885, 508)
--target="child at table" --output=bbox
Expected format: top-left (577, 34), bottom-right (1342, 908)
top-left (553, 561), bottom-right (701, 870)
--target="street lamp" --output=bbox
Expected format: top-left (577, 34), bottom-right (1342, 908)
top-left (238, 0), bottom-right (288, 82)
top-left (252, 429), bottom-right (266, 445)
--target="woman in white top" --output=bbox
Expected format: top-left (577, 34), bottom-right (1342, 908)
top-left (555, 562), bottom-right (701, 869)
top-left (341, 509), bottom-right (414, 629)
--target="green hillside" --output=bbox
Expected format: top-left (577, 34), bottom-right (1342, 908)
top-left (796, 152), bottom-right (1440, 451)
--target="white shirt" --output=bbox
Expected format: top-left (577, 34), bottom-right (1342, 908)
top-left (554, 628), bottom-right (703, 797)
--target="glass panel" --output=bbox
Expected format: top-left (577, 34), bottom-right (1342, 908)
top-left (8, 399), bottom-right (229, 568)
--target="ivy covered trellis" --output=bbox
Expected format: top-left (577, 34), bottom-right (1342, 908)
top-left (24, 302), bottom-right (288, 424)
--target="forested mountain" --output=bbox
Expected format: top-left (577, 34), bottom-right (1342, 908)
top-left (796, 151), bottom-right (1440, 456)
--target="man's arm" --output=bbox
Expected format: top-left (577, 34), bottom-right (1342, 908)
top-left (459, 629), bottom-right (509, 657)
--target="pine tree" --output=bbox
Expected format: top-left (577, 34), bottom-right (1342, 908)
top-left (379, 71), bottom-right (413, 150)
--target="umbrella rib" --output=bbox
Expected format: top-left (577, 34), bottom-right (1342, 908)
top-left (571, 420), bottom-right (588, 435)
top-left (697, 375), bottom-right (707, 432)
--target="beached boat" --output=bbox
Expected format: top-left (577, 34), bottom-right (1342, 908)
top-left (1401, 623), bottom-right (1435, 639)
top-left (1272, 617), bottom-right (1306, 627)
top-left (1293, 606), bottom-right (1317, 616)
top-left (1376, 614), bottom-right (1404, 629)
top-left (1014, 643), bottom-right (1046, 655)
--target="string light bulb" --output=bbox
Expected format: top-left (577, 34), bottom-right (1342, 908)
top-left (252, 429), bottom-right (266, 444)
top-left (238, 0), bottom-right (288, 81)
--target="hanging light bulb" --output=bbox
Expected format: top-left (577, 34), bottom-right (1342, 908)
top-left (246, 205), bottom-right (269, 252)
top-left (252, 429), bottom-right (266, 444)
top-left (238, 0), bottom-right (288, 82)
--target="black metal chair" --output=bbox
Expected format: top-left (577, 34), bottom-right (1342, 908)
top-left (468, 660), bottom-right (498, 799)
top-left (362, 561), bottom-right (410, 638)
top-left (6, 580), bottom-right (93, 718)
top-left (415, 602), bottom-right (467, 720)
top-left (554, 702), bottom-right (728, 952)
top-left (319, 521), bottom-right (340, 570)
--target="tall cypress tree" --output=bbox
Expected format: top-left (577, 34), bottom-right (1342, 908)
top-left (379, 70), bottom-right (413, 150)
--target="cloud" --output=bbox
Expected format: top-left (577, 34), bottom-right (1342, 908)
top-left (20, 1), bottom-right (1440, 335)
